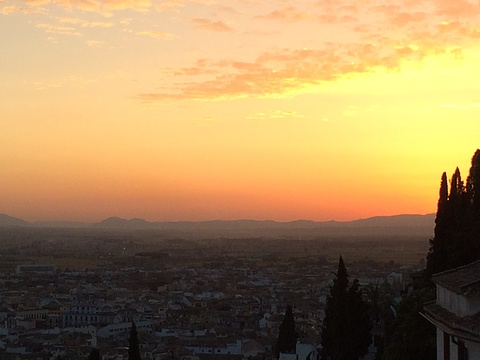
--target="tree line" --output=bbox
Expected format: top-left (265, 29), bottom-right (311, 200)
top-left (427, 149), bottom-right (480, 275)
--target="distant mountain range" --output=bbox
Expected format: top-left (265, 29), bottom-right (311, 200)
top-left (0, 214), bottom-right (29, 227)
top-left (0, 213), bottom-right (436, 238)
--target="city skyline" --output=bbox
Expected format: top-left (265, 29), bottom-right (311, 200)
top-left (2, 0), bottom-right (480, 222)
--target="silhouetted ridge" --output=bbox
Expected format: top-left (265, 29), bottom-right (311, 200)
top-left (91, 214), bottom-right (434, 229)
top-left (349, 214), bottom-right (435, 227)
top-left (0, 213), bottom-right (435, 238)
top-left (93, 217), bottom-right (150, 229)
top-left (0, 214), bottom-right (29, 227)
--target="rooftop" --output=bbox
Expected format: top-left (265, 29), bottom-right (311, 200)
top-left (423, 302), bottom-right (480, 341)
top-left (432, 260), bottom-right (480, 295)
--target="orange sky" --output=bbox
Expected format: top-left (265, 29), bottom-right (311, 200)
top-left (2, 0), bottom-right (480, 222)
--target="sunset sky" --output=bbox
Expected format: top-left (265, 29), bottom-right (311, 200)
top-left (2, 0), bottom-right (480, 222)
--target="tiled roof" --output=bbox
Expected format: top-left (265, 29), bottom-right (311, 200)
top-left (423, 302), bottom-right (480, 340)
top-left (432, 260), bottom-right (480, 295)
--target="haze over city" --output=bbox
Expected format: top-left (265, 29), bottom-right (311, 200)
top-left (2, 0), bottom-right (480, 223)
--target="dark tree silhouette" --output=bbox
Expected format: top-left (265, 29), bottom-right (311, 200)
top-left (465, 149), bottom-right (480, 261)
top-left (321, 256), bottom-right (372, 360)
top-left (348, 279), bottom-right (373, 359)
top-left (466, 149), bottom-right (480, 211)
top-left (384, 288), bottom-right (435, 360)
top-left (426, 171), bottom-right (451, 275)
top-left (427, 149), bottom-right (480, 275)
top-left (276, 304), bottom-right (297, 355)
top-left (88, 348), bottom-right (101, 360)
top-left (363, 282), bottom-right (396, 360)
top-left (321, 256), bottom-right (349, 360)
top-left (128, 321), bottom-right (141, 360)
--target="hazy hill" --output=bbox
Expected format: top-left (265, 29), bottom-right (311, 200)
top-left (0, 213), bottom-right (436, 239)
top-left (348, 214), bottom-right (436, 228)
top-left (92, 213), bottom-right (436, 238)
top-left (0, 213), bottom-right (29, 227)
top-left (33, 221), bottom-right (88, 228)
top-left (95, 217), bottom-right (149, 229)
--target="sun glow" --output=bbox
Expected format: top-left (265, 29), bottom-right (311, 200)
top-left (2, 0), bottom-right (480, 222)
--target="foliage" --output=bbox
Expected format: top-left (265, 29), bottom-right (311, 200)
top-left (276, 304), bottom-right (297, 355)
top-left (383, 287), bottom-right (435, 360)
top-left (128, 321), bottom-right (142, 360)
top-left (321, 256), bottom-right (372, 360)
top-left (427, 149), bottom-right (480, 275)
top-left (347, 279), bottom-right (373, 359)
top-left (363, 282), bottom-right (396, 360)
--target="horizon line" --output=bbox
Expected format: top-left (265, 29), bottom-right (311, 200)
top-left (1, 212), bottom-right (436, 225)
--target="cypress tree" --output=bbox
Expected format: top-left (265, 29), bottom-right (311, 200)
top-left (466, 149), bottom-right (480, 211)
top-left (347, 279), bottom-right (372, 360)
top-left (321, 256), bottom-right (372, 360)
top-left (427, 149), bottom-right (480, 275)
top-left (128, 321), bottom-right (141, 360)
top-left (321, 256), bottom-right (349, 360)
top-left (426, 172), bottom-right (449, 275)
top-left (463, 149), bottom-right (480, 263)
top-left (276, 304), bottom-right (297, 355)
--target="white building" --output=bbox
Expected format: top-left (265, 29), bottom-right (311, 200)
top-left (15, 264), bottom-right (56, 274)
top-left (185, 339), bottom-right (242, 355)
top-left (423, 260), bottom-right (480, 360)
top-left (97, 320), bottom-right (155, 338)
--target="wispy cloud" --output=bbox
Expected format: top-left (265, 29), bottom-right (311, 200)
top-left (390, 12), bottom-right (427, 27)
top-left (154, 0), bottom-right (184, 12)
top-left (36, 23), bottom-right (83, 36)
top-left (191, 18), bottom-right (233, 32)
top-left (247, 110), bottom-right (306, 119)
top-left (258, 5), bottom-right (355, 24)
top-left (137, 30), bottom-right (175, 39)
top-left (1, 3), bottom-right (45, 13)
top-left (86, 39), bottom-right (104, 46)
top-left (136, 33), bottom-right (465, 101)
top-left (257, 6), bottom-right (312, 22)
top-left (7, 0), bottom-right (480, 101)
top-left (9, 0), bottom-right (221, 14)
top-left (133, 0), bottom-right (480, 101)
top-left (35, 17), bottom-right (114, 38)
top-left (58, 17), bottom-right (83, 24)
top-left (433, 0), bottom-right (480, 18)
top-left (1, 5), bottom-right (21, 14)
top-left (58, 17), bottom-right (113, 27)
top-left (82, 21), bottom-right (114, 27)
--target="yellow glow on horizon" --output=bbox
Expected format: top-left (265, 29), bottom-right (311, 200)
top-left (2, 0), bottom-right (480, 222)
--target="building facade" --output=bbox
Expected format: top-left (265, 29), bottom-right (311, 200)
top-left (423, 260), bottom-right (480, 360)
